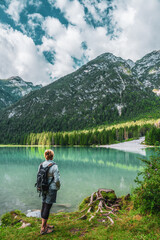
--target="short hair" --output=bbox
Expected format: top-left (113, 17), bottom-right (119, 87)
top-left (44, 149), bottom-right (54, 160)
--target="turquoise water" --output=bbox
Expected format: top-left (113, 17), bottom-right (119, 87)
top-left (0, 147), bottom-right (151, 216)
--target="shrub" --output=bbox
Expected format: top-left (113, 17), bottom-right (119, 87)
top-left (1, 210), bottom-right (25, 226)
top-left (155, 141), bottom-right (160, 146)
top-left (133, 149), bottom-right (160, 214)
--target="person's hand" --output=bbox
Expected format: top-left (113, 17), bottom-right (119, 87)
top-left (56, 181), bottom-right (61, 189)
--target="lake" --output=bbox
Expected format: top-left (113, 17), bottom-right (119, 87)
top-left (0, 146), bottom-right (151, 216)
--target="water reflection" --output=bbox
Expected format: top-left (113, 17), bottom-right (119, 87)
top-left (0, 147), bottom-right (152, 216)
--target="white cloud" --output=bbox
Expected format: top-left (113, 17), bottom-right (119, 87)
top-left (109, 0), bottom-right (160, 60)
top-left (41, 17), bottom-right (83, 79)
top-left (1, 0), bottom-right (160, 86)
top-left (41, 3), bottom-right (111, 79)
top-left (52, 0), bottom-right (86, 27)
top-left (41, 0), bottom-right (160, 82)
top-left (5, 0), bottom-right (27, 22)
top-left (27, 13), bottom-right (44, 35)
top-left (113, 6), bottom-right (136, 28)
top-left (28, 13), bottom-right (44, 23)
top-left (42, 17), bottom-right (65, 37)
top-left (0, 24), bottom-right (51, 85)
top-left (48, 0), bottom-right (67, 11)
top-left (28, 0), bottom-right (42, 8)
top-left (82, 0), bottom-right (102, 22)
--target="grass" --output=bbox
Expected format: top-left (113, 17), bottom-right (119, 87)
top-left (0, 201), bottom-right (160, 240)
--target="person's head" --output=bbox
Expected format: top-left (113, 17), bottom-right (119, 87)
top-left (44, 149), bottom-right (54, 160)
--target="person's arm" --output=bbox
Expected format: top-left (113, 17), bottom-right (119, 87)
top-left (53, 165), bottom-right (61, 189)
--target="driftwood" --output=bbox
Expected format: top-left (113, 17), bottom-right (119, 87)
top-left (78, 188), bottom-right (122, 225)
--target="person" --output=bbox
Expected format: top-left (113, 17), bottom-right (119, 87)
top-left (39, 149), bottom-right (60, 235)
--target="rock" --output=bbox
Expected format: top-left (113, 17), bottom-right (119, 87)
top-left (26, 210), bottom-right (41, 218)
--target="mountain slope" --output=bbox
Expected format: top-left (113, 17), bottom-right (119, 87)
top-left (0, 76), bottom-right (42, 109)
top-left (133, 50), bottom-right (160, 89)
top-left (0, 51), bottom-right (160, 143)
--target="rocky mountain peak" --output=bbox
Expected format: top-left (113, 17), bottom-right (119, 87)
top-left (0, 76), bottom-right (42, 109)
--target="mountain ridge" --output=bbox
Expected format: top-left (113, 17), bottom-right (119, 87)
top-left (0, 76), bottom-right (42, 109)
top-left (0, 50), bottom-right (160, 143)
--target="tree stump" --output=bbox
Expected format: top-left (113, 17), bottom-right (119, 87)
top-left (78, 188), bottom-right (122, 224)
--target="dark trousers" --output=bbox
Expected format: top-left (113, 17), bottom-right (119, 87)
top-left (41, 202), bottom-right (52, 219)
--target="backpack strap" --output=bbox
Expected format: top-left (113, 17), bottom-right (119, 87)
top-left (47, 163), bottom-right (56, 187)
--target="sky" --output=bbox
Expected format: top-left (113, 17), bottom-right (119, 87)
top-left (0, 0), bottom-right (160, 85)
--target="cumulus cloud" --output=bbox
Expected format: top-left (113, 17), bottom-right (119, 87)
top-left (27, 13), bottom-right (44, 36)
top-left (41, 16), bottom-right (83, 79)
top-left (82, 0), bottom-right (109, 23)
top-left (106, 0), bottom-right (160, 60)
top-left (52, 0), bottom-right (86, 27)
top-left (1, 0), bottom-right (160, 85)
top-left (5, 0), bottom-right (27, 22)
top-left (0, 24), bottom-right (51, 85)
top-left (42, 17), bottom-right (65, 37)
top-left (39, 0), bottom-right (160, 81)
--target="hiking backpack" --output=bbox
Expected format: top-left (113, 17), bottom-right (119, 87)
top-left (35, 162), bottom-right (55, 195)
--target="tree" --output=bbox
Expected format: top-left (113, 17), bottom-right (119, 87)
top-left (134, 149), bottom-right (160, 213)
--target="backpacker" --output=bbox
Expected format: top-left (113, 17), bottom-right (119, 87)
top-left (35, 162), bottom-right (55, 196)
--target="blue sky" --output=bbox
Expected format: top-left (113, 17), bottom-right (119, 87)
top-left (0, 0), bottom-right (160, 85)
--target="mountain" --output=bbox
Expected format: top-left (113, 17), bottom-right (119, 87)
top-left (132, 50), bottom-right (160, 89)
top-left (0, 51), bottom-right (160, 143)
top-left (0, 76), bottom-right (42, 109)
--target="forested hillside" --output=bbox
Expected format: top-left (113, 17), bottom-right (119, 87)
top-left (1, 50), bottom-right (160, 143)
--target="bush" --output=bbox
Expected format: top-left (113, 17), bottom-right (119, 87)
top-left (133, 149), bottom-right (160, 214)
top-left (155, 141), bottom-right (160, 146)
top-left (1, 210), bottom-right (25, 226)
top-left (1, 212), bottom-right (13, 226)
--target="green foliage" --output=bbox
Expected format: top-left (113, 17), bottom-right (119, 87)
top-left (145, 126), bottom-right (160, 146)
top-left (1, 210), bottom-right (25, 226)
top-left (101, 191), bottom-right (117, 202)
top-left (9, 122), bottom-right (152, 146)
top-left (133, 149), bottom-right (160, 213)
top-left (78, 196), bottom-right (90, 210)
top-left (1, 212), bottom-right (13, 226)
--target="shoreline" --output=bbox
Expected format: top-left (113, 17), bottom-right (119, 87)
top-left (0, 137), bottom-right (154, 156)
top-left (98, 137), bottom-right (148, 155)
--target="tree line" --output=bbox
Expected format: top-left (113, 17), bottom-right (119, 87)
top-left (6, 123), bottom-right (152, 146)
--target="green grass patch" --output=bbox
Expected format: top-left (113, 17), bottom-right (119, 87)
top-left (0, 203), bottom-right (160, 240)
